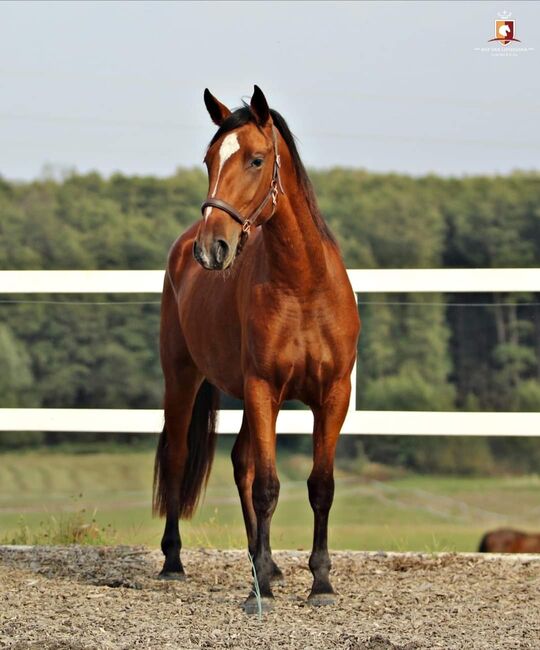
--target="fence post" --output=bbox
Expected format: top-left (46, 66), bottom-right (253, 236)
top-left (349, 292), bottom-right (358, 414)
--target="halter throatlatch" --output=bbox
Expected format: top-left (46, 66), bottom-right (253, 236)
top-left (200, 126), bottom-right (285, 234)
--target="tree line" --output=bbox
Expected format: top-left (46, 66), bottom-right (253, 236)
top-left (0, 169), bottom-right (539, 473)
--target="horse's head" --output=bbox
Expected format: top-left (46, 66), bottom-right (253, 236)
top-left (194, 85), bottom-right (282, 271)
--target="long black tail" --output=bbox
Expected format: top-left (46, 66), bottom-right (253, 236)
top-left (153, 380), bottom-right (219, 519)
top-left (478, 533), bottom-right (489, 552)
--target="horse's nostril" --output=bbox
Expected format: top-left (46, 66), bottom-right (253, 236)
top-left (193, 240), bottom-right (203, 263)
top-left (212, 239), bottom-right (230, 265)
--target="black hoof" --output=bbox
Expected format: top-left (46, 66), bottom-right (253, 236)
top-left (243, 595), bottom-right (274, 615)
top-left (158, 571), bottom-right (186, 581)
top-left (307, 591), bottom-right (336, 607)
top-left (271, 563), bottom-right (284, 583)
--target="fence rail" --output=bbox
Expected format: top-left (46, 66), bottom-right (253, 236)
top-left (1, 268), bottom-right (538, 436)
top-left (0, 408), bottom-right (537, 436)
top-left (1, 268), bottom-right (539, 294)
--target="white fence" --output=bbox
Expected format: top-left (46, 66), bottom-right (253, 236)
top-left (1, 269), bottom-right (539, 437)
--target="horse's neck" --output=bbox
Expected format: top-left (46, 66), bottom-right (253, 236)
top-left (262, 192), bottom-right (328, 289)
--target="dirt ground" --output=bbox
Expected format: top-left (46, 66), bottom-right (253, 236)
top-left (1, 546), bottom-right (539, 650)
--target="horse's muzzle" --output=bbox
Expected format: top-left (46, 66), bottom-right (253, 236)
top-left (193, 239), bottom-right (233, 271)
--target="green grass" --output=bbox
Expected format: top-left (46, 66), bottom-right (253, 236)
top-left (1, 444), bottom-right (539, 552)
top-left (5, 505), bottom-right (117, 546)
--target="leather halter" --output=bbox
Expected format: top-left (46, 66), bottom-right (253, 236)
top-left (200, 126), bottom-right (285, 234)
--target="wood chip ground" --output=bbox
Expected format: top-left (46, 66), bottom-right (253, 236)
top-left (1, 546), bottom-right (539, 649)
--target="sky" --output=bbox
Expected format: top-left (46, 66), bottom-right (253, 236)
top-left (1, 1), bottom-right (539, 180)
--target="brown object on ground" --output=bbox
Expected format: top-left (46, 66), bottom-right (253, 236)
top-left (1, 546), bottom-right (539, 649)
top-left (479, 528), bottom-right (540, 553)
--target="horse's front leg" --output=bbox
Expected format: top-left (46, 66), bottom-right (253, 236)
top-left (242, 376), bottom-right (280, 614)
top-left (231, 414), bottom-right (284, 582)
top-left (307, 378), bottom-right (351, 606)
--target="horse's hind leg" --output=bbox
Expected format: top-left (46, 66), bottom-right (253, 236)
top-left (156, 362), bottom-right (202, 579)
top-left (158, 366), bottom-right (202, 580)
top-left (307, 379), bottom-right (350, 606)
top-left (154, 279), bottom-right (203, 579)
top-left (231, 414), bottom-right (283, 581)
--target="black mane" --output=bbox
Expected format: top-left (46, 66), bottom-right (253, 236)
top-left (208, 105), bottom-right (337, 245)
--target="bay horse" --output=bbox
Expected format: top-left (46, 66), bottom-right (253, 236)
top-left (479, 528), bottom-right (540, 553)
top-left (153, 85), bottom-right (360, 613)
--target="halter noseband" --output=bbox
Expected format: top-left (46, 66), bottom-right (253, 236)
top-left (200, 126), bottom-right (285, 234)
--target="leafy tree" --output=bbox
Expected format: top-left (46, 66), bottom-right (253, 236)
top-left (0, 168), bottom-right (539, 473)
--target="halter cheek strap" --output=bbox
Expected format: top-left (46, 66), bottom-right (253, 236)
top-left (200, 126), bottom-right (285, 234)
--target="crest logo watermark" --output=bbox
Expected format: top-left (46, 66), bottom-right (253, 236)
top-left (489, 10), bottom-right (520, 46)
top-left (474, 11), bottom-right (533, 57)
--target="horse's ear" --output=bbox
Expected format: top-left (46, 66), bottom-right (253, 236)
top-left (250, 85), bottom-right (270, 126)
top-left (204, 89), bottom-right (232, 126)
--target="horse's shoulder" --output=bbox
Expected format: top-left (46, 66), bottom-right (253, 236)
top-left (166, 223), bottom-right (199, 271)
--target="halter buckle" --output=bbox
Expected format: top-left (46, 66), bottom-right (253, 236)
top-left (242, 220), bottom-right (251, 234)
top-left (271, 181), bottom-right (279, 206)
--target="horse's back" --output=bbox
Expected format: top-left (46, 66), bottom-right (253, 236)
top-left (479, 529), bottom-right (521, 552)
top-left (479, 528), bottom-right (540, 553)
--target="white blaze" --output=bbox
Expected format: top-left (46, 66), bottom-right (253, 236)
top-left (205, 132), bottom-right (240, 220)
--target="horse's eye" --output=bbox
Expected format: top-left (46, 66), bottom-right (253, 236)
top-left (251, 158), bottom-right (263, 168)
